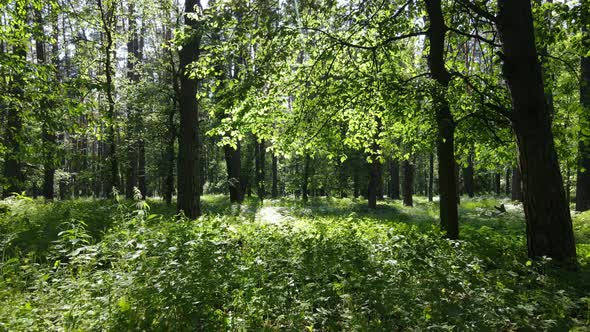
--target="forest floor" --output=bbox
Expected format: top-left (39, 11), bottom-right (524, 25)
top-left (1, 194), bottom-right (589, 331)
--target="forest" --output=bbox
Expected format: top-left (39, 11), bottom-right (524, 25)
top-left (1, 0), bottom-right (590, 330)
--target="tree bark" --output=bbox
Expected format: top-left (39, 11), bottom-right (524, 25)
top-left (225, 144), bottom-right (243, 203)
top-left (402, 160), bottom-right (414, 207)
top-left (164, 28), bottom-right (178, 206)
top-left (177, 0), bottom-right (202, 218)
top-left (389, 159), bottom-right (400, 199)
top-left (494, 172), bottom-right (501, 195)
top-left (463, 154), bottom-right (475, 198)
top-left (425, 0), bottom-right (459, 239)
top-left (497, 0), bottom-right (576, 261)
top-left (576, 1), bottom-right (590, 212)
top-left (505, 167), bottom-right (511, 196)
top-left (511, 166), bottom-right (523, 201)
top-left (98, 0), bottom-right (119, 196)
top-left (367, 159), bottom-right (381, 209)
top-left (428, 152), bottom-right (434, 201)
top-left (37, 8), bottom-right (57, 200)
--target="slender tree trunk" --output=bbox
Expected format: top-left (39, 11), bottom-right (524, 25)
top-left (428, 152), bottom-right (434, 202)
top-left (494, 172), bottom-right (501, 195)
top-left (463, 155), bottom-right (474, 198)
top-left (353, 164), bottom-right (360, 199)
top-left (164, 29), bottom-right (178, 206)
top-left (389, 159), bottom-right (400, 199)
top-left (402, 160), bottom-right (414, 207)
top-left (224, 144), bottom-right (243, 203)
top-left (177, 0), bottom-right (202, 218)
top-left (497, 0), bottom-right (576, 261)
top-left (367, 159), bottom-right (380, 209)
top-left (426, 0), bottom-right (459, 239)
top-left (302, 154), bottom-right (310, 202)
top-left (511, 166), bottom-right (523, 201)
top-left (37, 8), bottom-right (57, 200)
top-left (98, 0), bottom-right (119, 196)
top-left (164, 107), bottom-right (176, 205)
top-left (576, 2), bottom-right (590, 211)
top-left (505, 167), bottom-right (511, 196)
top-left (255, 139), bottom-right (265, 201)
top-left (271, 154), bottom-right (278, 198)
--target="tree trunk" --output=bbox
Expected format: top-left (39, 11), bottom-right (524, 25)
top-left (271, 154), bottom-right (278, 198)
top-left (426, 0), bottom-right (459, 239)
top-left (463, 155), bottom-right (475, 198)
top-left (255, 139), bottom-right (265, 201)
top-left (494, 172), bottom-right (501, 195)
top-left (37, 8), bottom-right (56, 200)
top-left (511, 166), bottom-right (523, 201)
top-left (505, 167), bottom-right (511, 196)
top-left (302, 154), bottom-right (310, 202)
top-left (224, 143), bottom-right (243, 203)
top-left (389, 159), bottom-right (400, 199)
top-left (497, 0), bottom-right (576, 261)
top-left (367, 159), bottom-right (380, 209)
top-left (428, 152), bottom-right (434, 201)
top-left (98, 0), bottom-right (119, 196)
top-left (576, 3), bottom-right (590, 212)
top-left (402, 160), bottom-right (414, 207)
top-left (177, 0), bottom-right (202, 218)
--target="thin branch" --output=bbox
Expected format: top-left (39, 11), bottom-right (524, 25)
top-left (447, 27), bottom-right (500, 47)
top-left (300, 26), bottom-right (426, 51)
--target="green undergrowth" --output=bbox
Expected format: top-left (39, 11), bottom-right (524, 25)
top-left (1, 195), bottom-right (589, 331)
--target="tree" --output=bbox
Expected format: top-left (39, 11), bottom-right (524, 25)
top-left (576, 0), bottom-right (590, 212)
top-left (496, 0), bottom-right (576, 261)
top-left (177, 0), bottom-right (203, 218)
top-left (97, 0), bottom-right (120, 196)
top-left (425, 0), bottom-right (459, 239)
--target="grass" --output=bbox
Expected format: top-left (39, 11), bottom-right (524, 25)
top-left (0, 194), bottom-right (589, 331)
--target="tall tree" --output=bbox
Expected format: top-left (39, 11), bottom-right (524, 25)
top-left (496, 0), bottom-right (576, 261)
top-left (177, 0), bottom-right (203, 218)
top-left (576, 0), bottom-right (590, 212)
top-left (97, 0), bottom-right (119, 196)
top-left (425, 0), bottom-right (459, 239)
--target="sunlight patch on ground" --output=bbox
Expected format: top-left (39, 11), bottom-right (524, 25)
top-left (255, 206), bottom-right (291, 224)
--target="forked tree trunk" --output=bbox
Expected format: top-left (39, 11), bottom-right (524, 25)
top-left (497, 0), bottom-right (576, 261)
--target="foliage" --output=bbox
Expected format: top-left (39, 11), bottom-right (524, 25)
top-left (1, 195), bottom-right (589, 330)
